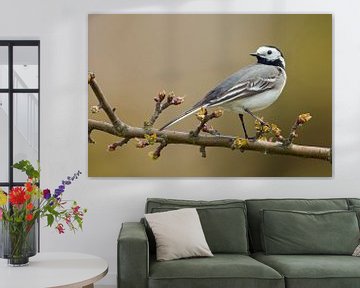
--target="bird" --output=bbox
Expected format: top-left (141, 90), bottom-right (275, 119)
top-left (159, 45), bottom-right (287, 139)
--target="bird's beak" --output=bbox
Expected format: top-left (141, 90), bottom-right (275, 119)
top-left (250, 52), bottom-right (258, 57)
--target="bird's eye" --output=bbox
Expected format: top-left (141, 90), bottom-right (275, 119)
top-left (267, 50), bottom-right (272, 55)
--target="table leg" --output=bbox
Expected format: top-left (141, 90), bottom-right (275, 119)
top-left (82, 284), bottom-right (94, 288)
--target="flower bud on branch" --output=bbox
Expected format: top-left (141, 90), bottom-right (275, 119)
top-left (90, 105), bottom-right (102, 114)
top-left (136, 133), bottom-right (158, 148)
top-left (148, 140), bottom-right (168, 160)
top-left (231, 137), bottom-right (248, 150)
top-left (145, 90), bottom-right (184, 128)
top-left (107, 138), bottom-right (130, 151)
top-left (287, 113), bottom-right (312, 145)
top-left (192, 108), bottom-right (223, 137)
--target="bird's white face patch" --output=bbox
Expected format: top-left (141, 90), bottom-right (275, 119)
top-left (255, 46), bottom-right (285, 68)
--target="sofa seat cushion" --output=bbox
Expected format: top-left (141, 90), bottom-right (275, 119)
top-left (149, 254), bottom-right (284, 288)
top-left (252, 252), bottom-right (360, 288)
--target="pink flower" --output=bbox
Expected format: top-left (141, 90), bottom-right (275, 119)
top-left (72, 205), bottom-right (80, 215)
top-left (56, 223), bottom-right (65, 234)
top-left (0, 208), bottom-right (3, 220)
top-left (65, 214), bottom-right (71, 225)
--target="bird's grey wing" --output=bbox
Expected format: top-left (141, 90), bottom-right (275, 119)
top-left (207, 76), bottom-right (277, 107)
top-left (197, 64), bottom-right (280, 108)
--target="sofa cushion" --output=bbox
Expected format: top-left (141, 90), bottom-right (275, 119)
top-left (252, 252), bottom-right (360, 288)
top-left (347, 198), bottom-right (360, 207)
top-left (146, 198), bottom-right (248, 254)
top-left (145, 208), bottom-right (213, 261)
top-left (349, 205), bottom-right (360, 228)
top-left (149, 254), bottom-right (284, 288)
top-left (261, 209), bottom-right (359, 255)
top-left (246, 198), bottom-right (349, 252)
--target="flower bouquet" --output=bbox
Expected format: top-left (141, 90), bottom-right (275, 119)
top-left (0, 160), bottom-right (87, 266)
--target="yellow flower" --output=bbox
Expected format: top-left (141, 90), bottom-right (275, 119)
top-left (0, 190), bottom-right (7, 206)
top-left (196, 107), bottom-right (207, 121)
top-left (298, 113), bottom-right (312, 124)
top-left (231, 137), bottom-right (248, 149)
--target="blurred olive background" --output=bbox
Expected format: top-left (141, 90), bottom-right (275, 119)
top-left (88, 14), bottom-right (332, 177)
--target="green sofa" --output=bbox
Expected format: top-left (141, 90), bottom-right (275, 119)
top-left (118, 198), bottom-right (360, 288)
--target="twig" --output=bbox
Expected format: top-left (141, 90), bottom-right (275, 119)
top-left (145, 91), bottom-right (184, 128)
top-left (201, 123), bottom-right (219, 135)
top-left (191, 108), bottom-right (223, 137)
top-left (88, 126), bottom-right (95, 144)
top-left (200, 145), bottom-right (207, 158)
top-left (288, 113), bottom-right (312, 144)
top-left (108, 138), bottom-right (130, 151)
top-left (254, 114), bottom-right (312, 146)
top-left (88, 73), bottom-right (127, 133)
top-left (149, 140), bottom-right (168, 160)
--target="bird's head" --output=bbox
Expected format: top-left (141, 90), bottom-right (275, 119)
top-left (250, 45), bottom-right (285, 69)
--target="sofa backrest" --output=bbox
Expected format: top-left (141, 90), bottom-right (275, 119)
top-left (245, 198), bottom-right (350, 252)
top-left (145, 198), bottom-right (249, 255)
top-left (348, 198), bottom-right (360, 207)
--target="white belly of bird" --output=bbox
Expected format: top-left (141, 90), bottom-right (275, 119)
top-left (221, 88), bottom-right (282, 114)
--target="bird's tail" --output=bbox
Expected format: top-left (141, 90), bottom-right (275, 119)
top-left (159, 105), bottom-right (204, 131)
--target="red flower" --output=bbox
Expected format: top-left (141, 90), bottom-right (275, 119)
top-left (26, 214), bottom-right (33, 221)
top-left (26, 203), bottom-right (34, 210)
top-left (9, 187), bottom-right (26, 205)
top-left (25, 182), bottom-right (33, 192)
top-left (56, 223), bottom-right (65, 234)
top-left (24, 193), bottom-right (31, 201)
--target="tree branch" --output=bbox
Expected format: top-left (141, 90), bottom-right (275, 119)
top-left (88, 119), bottom-right (331, 161)
top-left (88, 73), bottom-right (332, 163)
top-left (88, 72), bottom-right (127, 132)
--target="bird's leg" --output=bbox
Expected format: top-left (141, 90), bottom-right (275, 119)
top-left (244, 108), bottom-right (270, 127)
top-left (238, 114), bottom-right (250, 140)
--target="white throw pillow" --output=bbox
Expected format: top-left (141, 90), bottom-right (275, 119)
top-left (145, 208), bottom-right (213, 261)
top-left (353, 244), bottom-right (360, 256)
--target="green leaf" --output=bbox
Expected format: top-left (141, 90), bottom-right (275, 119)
top-left (47, 214), bottom-right (54, 227)
top-left (45, 205), bottom-right (60, 217)
top-left (12, 160), bottom-right (40, 180)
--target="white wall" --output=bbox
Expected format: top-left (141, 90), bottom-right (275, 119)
top-left (1, 0), bottom-right (360, 286)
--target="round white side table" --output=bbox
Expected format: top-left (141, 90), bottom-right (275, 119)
top-left (0, 252), bottom-right (108, 288)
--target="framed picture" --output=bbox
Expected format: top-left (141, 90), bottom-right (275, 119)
top-left (88, 14), bottom-right (332, 177)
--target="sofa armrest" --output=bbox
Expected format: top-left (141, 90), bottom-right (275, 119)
top-left (118, 222), bottom-right (149, 288)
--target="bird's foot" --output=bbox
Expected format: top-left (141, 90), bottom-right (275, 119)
top-left (260, 121), bottom-right (271, 129)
